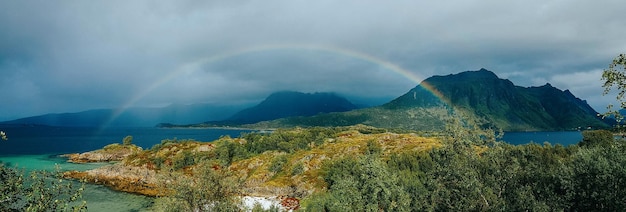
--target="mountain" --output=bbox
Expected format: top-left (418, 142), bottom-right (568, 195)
top-left (386, 68), bottom-right (606, 130)
top-left (223, 91), bottom-right (357, 124)
top-left (2, 103), bottom-right (248, 127)
top-left (251, 69), bottom-right (607, 131)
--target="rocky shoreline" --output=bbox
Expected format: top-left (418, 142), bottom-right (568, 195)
top-left (58, 128), bottom-right (434, 210)
top-left (61, 143), bottom-right (142, 163)
top-left (63, 163), bottom-right (163, 196)
top-left (61, 143), bottom-right (163, 196)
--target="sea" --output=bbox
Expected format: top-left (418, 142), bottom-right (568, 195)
top-left (0, 126), bottom-right (583, 211)
top-left (0, 125), bottom-right (253, 212)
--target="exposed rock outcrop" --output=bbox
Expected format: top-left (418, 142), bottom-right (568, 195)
top-left (62, 143), bottom-right (142, 163)
top-left (64, 163), bottom-right (164, 196)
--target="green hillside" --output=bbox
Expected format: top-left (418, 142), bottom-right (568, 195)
top-left (250, 69), bottom-right (607, 131)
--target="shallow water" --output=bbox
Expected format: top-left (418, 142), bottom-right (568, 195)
top-left (0, 126), bottom-right (251, 211)
top-left (0, 154), bottom-right (155, 212)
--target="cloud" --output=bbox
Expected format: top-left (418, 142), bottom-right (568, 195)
top-left (0, 0), bottom-right (625, 120)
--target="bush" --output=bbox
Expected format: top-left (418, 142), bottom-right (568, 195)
top-left (580, 130), bottom-right (615, 147)
top-left (0, 164), bottom-right (87, 211)
top-left (268, 154), bottom-right (289, 173)
top-left (154, 161), bottom-right (241, 211)
top-left (306, 155), bottom-right (410, 211)
top-left (123, 135), bottom-right (133, 146)
top-left (291, 162), bottom-right (304, 176)
top-left (172, 151), bottom-right (196, 170)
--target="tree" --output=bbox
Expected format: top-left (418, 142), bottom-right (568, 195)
top-left (123, 135), bottom-right (133, 146)
top-left (601, 53), bottom-right (626, 124)
top-left (1, 131), bottom-right (87, 211)
top-left (579, 130), bottom-right (615, 147)
top-left (306, 155), bottom-right (411, 211)
top-left (154, 161), bottom-right (242, 211)
top-left (0, 164), bottom-right (87, 211)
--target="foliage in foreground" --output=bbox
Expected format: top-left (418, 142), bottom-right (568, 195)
top-left (601, 53), bottom-right (626, 123)
top-left (0, 164), bottom-right (87, 212)
top-left (302, 129), bottom-right (626, 211)
top-left (153, 161), bottom-right (242, 212)
top-left (1, 130), bottom-right (87, 211)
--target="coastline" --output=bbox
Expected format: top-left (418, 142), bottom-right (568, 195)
top-left (157, 125), bottom-right (276, 132)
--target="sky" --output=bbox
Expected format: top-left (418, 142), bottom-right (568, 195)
top-left (1, 0), bottom-right (625, 121)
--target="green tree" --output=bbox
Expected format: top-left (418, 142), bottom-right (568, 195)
top-left (154, 161), bottom-right (242, 211)
top-left (580, 130), bottom-right (615, 147)
top-left (2, 130), bottom-right (87, 211)
top-left (601, 53), bottom-right (626, 124)
top-left (0, 164), bottom-right (87, 211)
top-left (268, 154), bottom-right (288, 173)
top-left (123, 135), bottom-right (133, 146)
top-left (306, 155), bottom-right (411, 211)
top-left (569, 146), bottom-right (626, 211)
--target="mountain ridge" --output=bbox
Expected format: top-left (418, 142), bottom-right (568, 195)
top-left (1, 103), bottom-right (248, 127)
top-left (4, 69), bottom-right (607, 131)
top-left (210, 91), bottom-right (358, 125)
top-left (249, 69), bottom-right (607, 131)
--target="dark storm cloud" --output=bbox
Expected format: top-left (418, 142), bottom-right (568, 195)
top-left (1, 0), bottom-right (625, 120)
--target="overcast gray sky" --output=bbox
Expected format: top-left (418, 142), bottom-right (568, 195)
top-left (1, 0), bottom-right (625, 120)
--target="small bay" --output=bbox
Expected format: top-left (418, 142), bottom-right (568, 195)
top-left (0, 126), bottom-right (252, 212)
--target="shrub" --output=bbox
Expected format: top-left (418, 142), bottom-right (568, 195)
top-left (172, 151), bottom-right (196, 170)
top-left (291, 162), bottom-right (304, 176)
top-left (153, 161), bottom-right (242, 211)
top-left (306, 155), bottom-right (411, 211)
top-left (123, 135), bottom-right (133, 146)
top-left (580, 130), bottom-right (615, 147)
top-left (0, 164), bottom-right (87, 211)
top-left (268, 154), bottom-right (288, 173)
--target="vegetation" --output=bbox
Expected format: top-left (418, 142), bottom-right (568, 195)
top-left (0, 164), bottom-right (87, 211)
top-left (601, 53), bottom-right (626, 124)
top-left (1, 131), bottom-right (87, 211)
top-left (123, 135), bottom-right (133, 146)
top-left (153, 161), bottom-right (242, 212)
top-left (245, 69), bottom-right (607, 131)
top-left (64, 121), bottom-right (626, 211)
top-left (299, 129), bottom-right (626, 211)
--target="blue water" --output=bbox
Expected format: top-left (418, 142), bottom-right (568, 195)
top-left (501, 131), bottom-right (582, 146)
top-left (0, 126), bottom-right (253, 212)
top-left (0, 125), bottom-right (253, 155)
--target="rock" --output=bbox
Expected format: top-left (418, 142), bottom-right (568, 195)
top-left (280, 197), bottom-right (300, 211)
top-left (61, 143), bottom-right (142, 163)
top-left (63, 163), bottom-right (165, 197)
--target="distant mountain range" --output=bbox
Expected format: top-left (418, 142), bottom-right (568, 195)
top-left (246, 69), bottom-right (608, 131)
top-left (1, 103), bottom-right (248, 127)
top-left (3, 69), bottom-right (608, 131)
top-left (226, 91), bottom-right (357, 124)
top-left (159, 91), bottom-right (359, 127)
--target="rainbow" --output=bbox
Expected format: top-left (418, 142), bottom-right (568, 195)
top-left (100, 43), bottom-right (448, 129)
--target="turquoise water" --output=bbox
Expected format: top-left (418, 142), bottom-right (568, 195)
top-left (0, 126), bottom-right (252, 212)
top-left (0, 154), bottom-right (155, 212)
